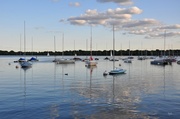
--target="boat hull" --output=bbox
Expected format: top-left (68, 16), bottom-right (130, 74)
top-left (86, 60), bottom-right (97, 66)
top-left (55, 59), bottom-right (75, 64)
top-left (109, 69), bottom-right (126, 75)
top-left (124, 59), bottom-right (132, 63)
top-left (20, 61), bottom-right (32, 68)
top-left (150, 60), bottom-right (168, 65)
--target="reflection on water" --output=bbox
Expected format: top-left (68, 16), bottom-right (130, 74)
top-left (0, 56), bottom-right (180, 119)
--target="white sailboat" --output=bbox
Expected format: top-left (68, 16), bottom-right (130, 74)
top-left (109, 25), bottom-right (126, 75)
top-left (124, 40), bottom-right (132, 63)
top-left (56, 33), bottom-right (75, 64)
top-left (86, 26), bottom-right (97, 66)
top-left (73, 40), bottom-right (81, 61)
top-left (20, 21), bottom-right (32, 68)
top-left (47, 52), bottom-right (50, 56)
top-left (109, 50), bottom-right (119, 61)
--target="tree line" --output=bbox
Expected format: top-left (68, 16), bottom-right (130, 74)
top-left (0, 49), bottom-right (180, 56)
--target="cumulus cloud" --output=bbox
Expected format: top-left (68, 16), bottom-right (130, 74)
top-left (145, 31), bottom-right (180, 39)
top-left (97, 0), bottom-right (133, 5)
top-left (69, 20), bottom-right (86, 25)
top-left (66, 7), bottom-right (142, 26)
top-left (107, 7), bottom-right (142, 15)
top-left (122, 19), bottom-right (160, 28)
top-left (159, 24), bottom-right (180, 29)
top-left (69, 2), bottom-right (81, 7)
top-left (61, 5), bottom-right (179, 39)
top-left (125, 23), bottom-right (180, 39)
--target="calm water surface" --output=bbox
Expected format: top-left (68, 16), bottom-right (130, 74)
top-left (0, 56), bottom-right (180, 119)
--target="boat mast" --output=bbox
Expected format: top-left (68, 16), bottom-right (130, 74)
top-left (164, 30), bottom-right (166, 57)
top-left (113, 25), bottom-right (115, 70)
top-left (24, 21), bottom-right (26, 59)
top-left (129, 40), bottom-right (130, 56)
top-left (90, 25), bottom-right (92, 57)
top-left (86, 39), bottom-right (88, 59)
top-left (31, 37), bottom-right (33, 56)
top-left (54, 36), bottom-right (56, 59)
top-left (62, 33), bottom-right (64, 59)
top-left (20, 34), bottom-right (22, 55)
top-left (74, 40), bottom-right (75, 56)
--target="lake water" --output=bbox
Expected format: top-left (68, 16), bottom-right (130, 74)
top-left (0, 56), bottom-right (180, 119)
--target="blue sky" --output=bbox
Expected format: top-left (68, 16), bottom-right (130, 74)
top-left (0, 0), bottom-right (180, 52)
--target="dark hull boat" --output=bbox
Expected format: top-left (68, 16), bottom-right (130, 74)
top-left (151, 59), bottom-right (168, 65)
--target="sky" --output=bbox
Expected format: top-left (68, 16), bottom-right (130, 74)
top-left (0, 0), bottom-right (180, 52)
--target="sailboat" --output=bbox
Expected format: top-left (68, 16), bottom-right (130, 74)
top-left (86, 26), bottom-right (97, 66)
top-left (56, 33), bottom-right (75, 64)
top-left (109, 25), bottom-right (126, 75)
top-left (124, 40), bottom-right (132, 63)
top-left (109, 50), bottom-right (119, 61)
top-left (28, 37), bottom-right (39, 62)
top-left (14, 34), bottom-right (25, 63)
top-left (138, 42), bottom-right (145, 60)
top-left (73, 40), bottom-right (81, 61)
top-left (73, 53), bottom-right (81, 61)
top-left (20, 21), bottom-right (32, 68)
top-left (47, 52), bottom-right (50, 56)
top-left (151, 30), bottom-right (168, 65)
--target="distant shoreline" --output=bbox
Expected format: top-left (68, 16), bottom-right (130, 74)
top-left (0, 49), bottom-right (180, 56)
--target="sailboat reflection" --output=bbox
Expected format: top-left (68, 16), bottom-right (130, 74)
top-left (89, 65), bottom-right (95, 100)
top-left (21, 67), bottom-right (30, 113)
top-left (21, 67), bottom-right (31, 97)
top-left (163, 66), bottom-right (166, 98)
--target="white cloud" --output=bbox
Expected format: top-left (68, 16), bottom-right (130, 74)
top-left (97, 0), bottom-right (133, 5)
top-left (69, 2), bottom-right (81, 7)
top-left (69, 20), bottom-right (86, 25)
top-left (62, 5), bottom-right (180, 39)
top-left (159, 24), bottom-right (180, 29)
top-left (66, 7), bottom-right (142, 26)
top-left (145, 31), bottom-right (180, 39)
top-left (108, 7), bottom-right (142, 14)
top-left (122, 19), bottom-right (160, 28)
